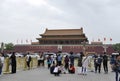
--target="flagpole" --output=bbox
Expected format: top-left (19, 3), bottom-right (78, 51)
top-left (110, 38), bottom-right (112, 44)
top-left (103, 37), bottom-right (108, 53)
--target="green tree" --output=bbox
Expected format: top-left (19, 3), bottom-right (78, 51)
top-left (5, 43), bottom-right (14, 50)
top-left (0, 42), bottom-right (4, 52)
top-left (112, 43), bottom-right (120, 52)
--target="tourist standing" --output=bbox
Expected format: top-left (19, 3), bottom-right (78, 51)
top-left (82, 55), bottom-right (90, 75)
top-left (56, 54), bottom-right (62, 66)
top-left (47, 55), bottom-right (52, 69)
top-left (94, 55), bottom-right (102, 73)
top-left (37, 53), bottom-right (41, 67)
top-left (77, 53), bottom-right (83, 75)
top-left (26, 53), bottom-right (32, 70)
top-left (114, 55), bottom-right (120, 81)
top-left (64, 55), bottom-right (69, 72)
top-left (69, 51), bottom-right (75, 65)
top-left (10, 52), bottom-right (16, 74)
top-left (110, 55), bottom-right (116, 72)
top-left (0, 53), bottom-right (4, 76)
top-left (38, 53), bottom-right (44, 67)
top-left (88, 55), bottom-right (94, 72)
top-left (51, 56), bottom-right (56, 65)
top-left (103, 53), bottom-right (108, 74)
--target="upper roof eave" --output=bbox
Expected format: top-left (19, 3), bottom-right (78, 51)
top-left (40, 28), bottom-right (84, 36)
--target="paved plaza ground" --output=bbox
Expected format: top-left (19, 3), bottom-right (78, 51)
top-left (0, 67), bottom-right (115, 81)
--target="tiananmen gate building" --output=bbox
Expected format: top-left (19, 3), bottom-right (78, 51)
top-left (36, 28), bottom-right (88, 45)
top-left (14, 28), bottom-right (115, 55)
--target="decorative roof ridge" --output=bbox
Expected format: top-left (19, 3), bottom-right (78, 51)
top-left (45, 27), bottom-right (83, 31)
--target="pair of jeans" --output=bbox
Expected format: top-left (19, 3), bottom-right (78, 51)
top-left (115, 70), bottom-right (120, 81)
top-left (0, 64), bottom-right (3, 75)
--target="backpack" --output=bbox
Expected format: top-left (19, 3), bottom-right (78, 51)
top-left (97, 58), bottom-right (102, 64)
top-left (0, 58), bottom-right (2, 68)
top-left (47, 59), bottom-right (51, 64)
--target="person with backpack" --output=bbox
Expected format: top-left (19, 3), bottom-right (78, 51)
top-left (69, 51), bottom-right (75, 65)
top-left (0, 53), bottom-right (4, 76)
top-left (47, 55), bottom-right (52, 69)
top-left (57, 54), bottom-right (62, 66)
top-left (114, 55), bottom-right (120, 81)
top-left (94, 55), bottom-right (102, 73)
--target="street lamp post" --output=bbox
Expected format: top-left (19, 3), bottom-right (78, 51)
top-left (82, 41), bottom-right (86, 55)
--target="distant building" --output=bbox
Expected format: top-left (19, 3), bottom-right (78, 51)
top-left (12, 27), bottom-right (115, 55)
top-left (36, 28), bottom-right (88, 45)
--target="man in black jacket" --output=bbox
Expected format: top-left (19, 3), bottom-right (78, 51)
top-left (103, 52), bottom-right (108, 74)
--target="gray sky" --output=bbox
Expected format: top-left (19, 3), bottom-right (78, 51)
top-left (0, 0), bottom-right (120, 44)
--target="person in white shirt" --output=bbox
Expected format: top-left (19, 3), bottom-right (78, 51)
top-left (26, 53), bottom-right (31, 70)
top-left (0, 53), bottom-right (4, 75)
top-left (37, 53), bottom-right (44, 67)
top-left (53, 65), bottom-right (61, 76)
top-left (82, 55), bottom-right (90, 75)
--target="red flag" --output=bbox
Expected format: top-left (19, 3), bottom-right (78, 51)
top-left (26, 39), bottom-right (28, 43)
top-left (104, 38), bottom-right (106, 41)
top-left (98, 38), bottom-right (100, 41)
top-left (110, 38), bottom-right (112, 41)
top-left (21, 39), bottom-right (23, 44)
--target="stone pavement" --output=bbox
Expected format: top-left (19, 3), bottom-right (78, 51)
top-left (0, 67), bottom-right (115, 81)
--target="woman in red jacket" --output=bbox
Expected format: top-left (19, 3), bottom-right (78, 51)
top-left (69, 64), bottom-right (75, 74)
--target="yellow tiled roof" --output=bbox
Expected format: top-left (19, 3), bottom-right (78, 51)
top-left (41, 28), bottom-right (83, 36)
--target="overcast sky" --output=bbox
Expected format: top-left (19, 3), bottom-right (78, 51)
top-left (0, 0), bottom-right (120, 44)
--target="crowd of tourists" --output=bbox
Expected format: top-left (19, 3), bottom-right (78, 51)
top-left (0, 51), bottom-right (120, 81)
top-left (46, 51), bottom-right (120, 81)
top-left (47, 52), bottom-right (110, 76)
